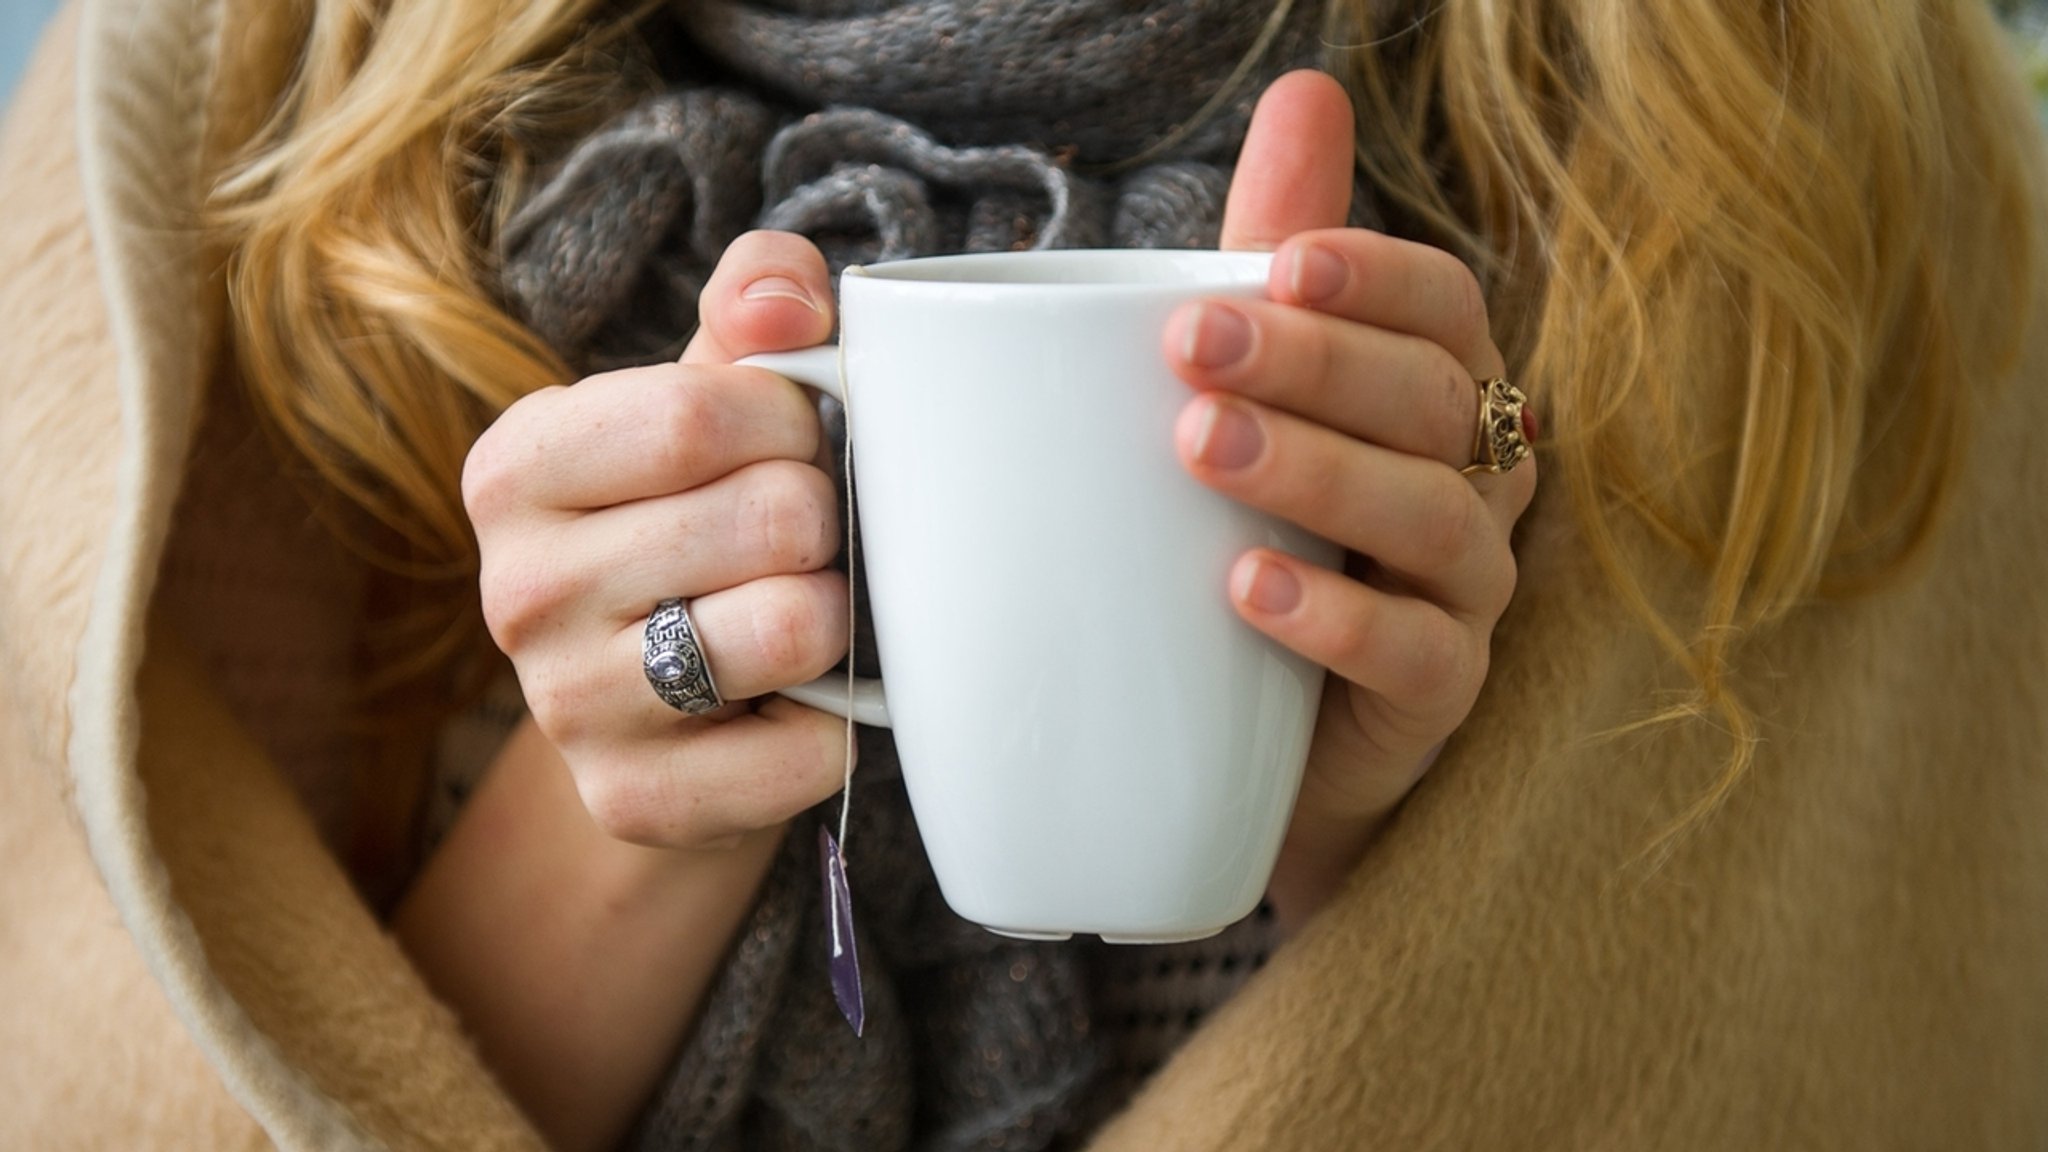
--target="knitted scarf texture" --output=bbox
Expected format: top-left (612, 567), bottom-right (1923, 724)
top-left (497, 2), bottom-right (1363, 1148)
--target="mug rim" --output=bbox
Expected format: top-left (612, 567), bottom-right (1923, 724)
top-left (844, 248), bottom-right (1272, 293)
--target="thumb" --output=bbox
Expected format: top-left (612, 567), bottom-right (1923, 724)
top-left (681, 230), bottom-right (835, 365)
top-left (1219, 70), bottom-right (1357, 252)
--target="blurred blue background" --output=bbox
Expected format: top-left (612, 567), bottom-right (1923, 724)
top-left (3, 0), bottom-right (63, 108)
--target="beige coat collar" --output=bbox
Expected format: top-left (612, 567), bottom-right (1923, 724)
top-left (4, 1), bottom-right (540, 1146)
top-left (64, 0), bottom-right (291, 1130)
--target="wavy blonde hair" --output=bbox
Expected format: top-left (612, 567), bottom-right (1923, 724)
top-left (1333, 0), bottom-right (2039, 830)
top-left (213, 0), bottom-right (2040, 820)
top-left (212, 0), bottom-right (643, 703)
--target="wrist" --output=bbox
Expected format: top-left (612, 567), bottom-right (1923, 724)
top-left (577, 818), bottom-right (788, 922)
top-left (394, 718), bottom-right (791, 1152)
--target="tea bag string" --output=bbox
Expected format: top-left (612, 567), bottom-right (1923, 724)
top-left (838, 339), bottom-right (857, 847)
top-left (823, 340), bottom-right (867, 1037)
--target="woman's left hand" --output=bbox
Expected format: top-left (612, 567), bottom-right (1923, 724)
top-left (1177, 71), bottom-right (1538, 933)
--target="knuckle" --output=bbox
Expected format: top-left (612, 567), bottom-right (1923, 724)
top-left (574, 765), bottom-right (670, 845)
top-left (477, 565), bottom-right (524, 652)
top-left (745, 462), bottom-right (838, 573)
top-left (461, 394), bottom-right (551, 522)
top-left (1415, 475), bottom-right (1482, 574)
top-left (1326, 595), bottom-right (1384, 672)
top-left (756, 375), bottom-right (826, 459)
top-left (477, 549), bottom-right (581, 654)
top-left (1401, 624), bottom-right (1476, 707)
top-left (752, 716), bottom-right (846, 815)
top-left (1437, 353), bottom-right (1480, 458)
top-left (460, 435), bottom-right (511, 522)
top-left (1508, 454), bottom-right (1541, 514)
top-left (791, 701), bottom-right (854, 769)
top-left (1443, 258), bottom-right (1491, 342)
top-left (1305, 312), bottom-right (1340, 400)
top-left (1480, 549), bottom-right (1520, 621)
top-left (649, 372), bottom-right (728, 481)
top-left (521, 664), bottom-right (592, 744)
top-left (655, 370), bottom-right (721, 445)
top-left (748, 578), bottom-right (831, 682)
top-left (1274, 434), bottom-right (1341, 514)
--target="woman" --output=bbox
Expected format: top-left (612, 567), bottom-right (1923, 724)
top-left (2, 0), bottom-right (2045, 1149)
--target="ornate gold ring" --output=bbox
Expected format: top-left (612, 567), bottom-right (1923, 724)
top-left (1460, 376), bottom-right (1534, 477)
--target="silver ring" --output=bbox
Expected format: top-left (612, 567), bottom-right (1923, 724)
top-left (644, 597), bottom-right (724, 715)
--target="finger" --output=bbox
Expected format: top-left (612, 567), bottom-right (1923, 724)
top-left (553, 459), bottom-right (842, 624)
top-left (1228, 549), bottom-right (1485, 732)
top-left (464, 361), bottom-right (821, 518)
top-left (682, 230), bottom-right (835, 365)
top-left (1176, 393), bottom-right (1518, 621)
top-left (1269, 228), bottom-right (1505, 380)
top-left (1467, 434), bottom-right (1541, 535)
top-left (1219, 71), bottom-right (1355, 251)
top-left (1163, 296), bottom-right (1478, 468)
top-left (611, 570), bottom-right (850, 708)
top-left (574, 696), bottom-right (850, 848)
top-left (516, 567), bottom-right (847, 764)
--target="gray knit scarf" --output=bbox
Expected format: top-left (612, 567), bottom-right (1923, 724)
top-left (496, 3), bottom-right (1370, 1149)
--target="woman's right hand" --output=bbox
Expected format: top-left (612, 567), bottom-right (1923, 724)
top-left (463, 230), bottom-right (853, 850)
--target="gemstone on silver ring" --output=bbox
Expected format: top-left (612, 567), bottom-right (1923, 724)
top-left (644, 597), bottom-right (724, 715)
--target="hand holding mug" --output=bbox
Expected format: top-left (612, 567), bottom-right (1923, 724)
top-left (464, 232), bottom-right (856, 849)
top-left (1191, 72), bottom-right (1538, 927)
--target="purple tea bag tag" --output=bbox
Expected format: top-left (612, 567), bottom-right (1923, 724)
top-left (820, 824), bottom-right (865, 1036)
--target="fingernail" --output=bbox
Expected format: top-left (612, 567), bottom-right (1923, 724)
top-left (1289, 243), bottom-right (1348, 304)
top-left (1182, 302), bottom-right (1254, 369)
top-left (1193, 398), bottom-right (1265, 470)
top-left (1237, 556), bottom-right (1302, 615)
top-left (741, 275), bottom-right (819, 312)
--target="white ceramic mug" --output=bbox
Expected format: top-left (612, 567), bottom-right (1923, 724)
top-left (743, 249), bottom-right (1340, 943)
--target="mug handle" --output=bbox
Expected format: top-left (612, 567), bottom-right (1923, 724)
top-left (738, 346), bottom-right (892, 729)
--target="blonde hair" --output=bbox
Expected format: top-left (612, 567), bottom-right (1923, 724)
top-left (1330, 0), bottom-right (2038, 829)
top-left (212, 0), bottom-right (641, 700)
top-left (214, 0), bottom-right (2040, 818)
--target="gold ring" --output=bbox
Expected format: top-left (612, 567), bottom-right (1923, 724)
top-left (1460, 376), bottom-right (1533, 476)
